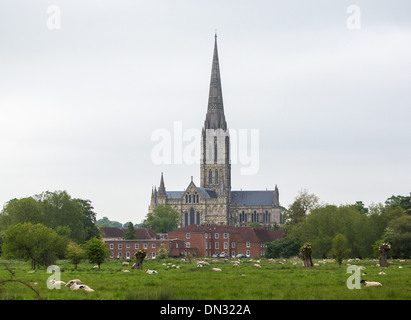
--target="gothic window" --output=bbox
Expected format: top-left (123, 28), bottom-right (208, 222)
top-left (185, 195), bottom-right (188, 203)
top-left (190, 208), bottom-right (195, 225)
top-left (184, 212), bottom-right (188, 226)
top-left (196, 195), bottom-right (199, 203)
top-left (189, 195), bottom-right (191, 203)
top-left (209, 170), bottom-right (212, 184)
top-left (215, 169), bottom-right (218, 184)
top-left (196, 212), bottom-right (200, 225)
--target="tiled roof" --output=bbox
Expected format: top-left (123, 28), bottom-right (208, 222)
top-left (230, 190), bottom-right (277, 206)
top-left (100, 227), bottom-right (157, 240)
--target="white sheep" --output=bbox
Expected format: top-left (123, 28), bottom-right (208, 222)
top-left (121, 269), bottom-right (130, 273)
top-left (212, 268), bottom-right (222, 272)
top-left (360, 280), bottom-right (382, 287)
top-left (66, 281), bottom-right (94, 292)
top-left (50, 279), bottom-right (66, 286)
top-left (65, 279), bottom-right (82, 287)
top-left (122, 262), bottom-right (130, 266)
top-left (146, 269), bottom-right (158, 274)
top-left (378, 269), bottom-right (386, 275)
top-left (254, 264), bottom-right (261, 268)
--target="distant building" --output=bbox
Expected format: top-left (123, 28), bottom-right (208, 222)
top-left (149, 35), bottom-right (281, 229)
top-left (102, 225), bottom-right (285, 259)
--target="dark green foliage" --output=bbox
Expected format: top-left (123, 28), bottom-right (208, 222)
top-left (265, 237), bottom-right (301, 258)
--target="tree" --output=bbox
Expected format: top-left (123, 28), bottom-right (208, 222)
top-left (329, 233), bottom-right (350, 267)
top-left (157, 244), bottom-right (169, 259)
top-left (386, 215), bottom-right (411, 258)
top-left (265, 237), bottom-right (301, 259)
top-left (124, 222), bottom-right (137, 240)
top-left (0, 191), bottom-right (101, 243)
top-left (133, 249), bottom-right (147, 270)
top-left (2, 223), bottom-right (65, 269)
top-left (66, 241), bottom-right (86, 270)
top-left (141, 206), bottom-right (180, 233)
top-left (84, 237), bottom-right (109, 269)
top-left (299, 242), bottom-right (313, 267)
top-left (284, 189), bottom-right (319, 226)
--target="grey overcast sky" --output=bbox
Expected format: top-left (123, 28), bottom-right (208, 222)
top-left (1, 0), bottom-right (410, 224)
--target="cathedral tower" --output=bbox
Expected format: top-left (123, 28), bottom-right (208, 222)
top-left (200, 34), bottom-right (231, 198)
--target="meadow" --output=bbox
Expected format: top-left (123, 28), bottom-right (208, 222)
top-left (0, 257), bottom-right (410, 300)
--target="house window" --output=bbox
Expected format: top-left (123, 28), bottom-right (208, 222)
top-left (135, 243), bottom-right (139, 249)
top-left (176, 243), bottom-right (178, 249)
top-left (118, 252), bottom-right (122, 258)
top-left (223, 233), bottom-right (228, 239)
top-left (186, 242), bottom-right (191, 248)
top-left (246, 242), bottom-right (250, 248)
top-left (224, 242), bottom-right (228, 249)
top-left (110, 244), bottom-right (114, 250)
top-left (126, 252), bottom-right (130, 259)
top-left (152, 243), bottom-right (156, 248)
top-left (231, 242), bottom-right (235, 248)
top-left (215, 242), bottom-right (219, 249)
top-left (152, 252), bottom-right (156, 259)
top-left (186, 233), bottom-right (190, 239)
top-left (215, 233), bottom-right (219, 239)
top-left (246, 250), bottom-right (250, 256)
top-left (144, 243), bottom-right (147, 249)
top-left (118, 244), bottom-right (122, 249)
top-left (126, 243), bottom-right (130, 248)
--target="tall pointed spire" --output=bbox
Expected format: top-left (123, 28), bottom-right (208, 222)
top-left (158, 172), bottom-right (166, 196)
top-left (205, 33), bottom-right (227, 130)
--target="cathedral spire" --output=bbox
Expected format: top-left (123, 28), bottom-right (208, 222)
top-left (205, 33), bottom-right (227, 131)
top-left (158, 172), bottom-right (166, 196)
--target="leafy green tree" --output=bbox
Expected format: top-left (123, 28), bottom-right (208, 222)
top-left (157, 244), bottom-right (169, 259)
top-left (387, 215), bottom-right (411, 258)
top-left (265, 237), bottom-right (301, 258)
top-left (84, 237), bottom-right (110, 269)
top-left (2, 223), bottom-right (65, 269)
top-left (66, 241), bottom-right (86, 270)
top-left (283, 189), bottom-right (319, 226)
top-left (329, 233), bottom-right (350, 267)
top-left (124, 222), bottom-right (137, 240)
top-left (141, 205), bottom-right (180, 233)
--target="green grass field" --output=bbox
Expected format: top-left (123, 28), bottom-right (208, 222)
top-left (1, 257), bottom-right (410, 300)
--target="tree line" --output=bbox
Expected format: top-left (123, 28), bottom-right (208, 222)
top-left (265, 190), bottom-right (411, 259)
top-left (0, 190), bottom-right (108, 269)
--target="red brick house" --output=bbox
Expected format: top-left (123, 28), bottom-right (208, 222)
top-left (101, 227), bottom-right (184, 260)
top-left (102, 225), bottom-right (284, 259)
top-left (168, 225), bottom-right (285, 258)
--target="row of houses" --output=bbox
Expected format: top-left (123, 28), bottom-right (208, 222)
top-left (102, 225), bottom-right (285, 260)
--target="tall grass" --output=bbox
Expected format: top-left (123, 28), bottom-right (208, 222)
top-left (0, 258), bottom-right (410, 300)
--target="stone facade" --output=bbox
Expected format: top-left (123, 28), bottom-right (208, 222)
top-left (149, 35), bottom-right (281, 229)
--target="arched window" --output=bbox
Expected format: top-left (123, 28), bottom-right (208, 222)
top-left (184, 212), bottom-right (188, 226)
top-left (190, 208), bottom-right (195, 225)
top-left (215, 170), bottom-right (218, 184)
top-left (209, 170), bottom-right (212, 184)
top-left (196, 212), bottom-right (200, 225)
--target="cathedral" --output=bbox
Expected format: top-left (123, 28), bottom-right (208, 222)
top-left (149, 35), bottom-right (281, 229)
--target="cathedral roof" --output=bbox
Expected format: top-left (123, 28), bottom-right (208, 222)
top-left (230, 190), bottom-right (279, 207)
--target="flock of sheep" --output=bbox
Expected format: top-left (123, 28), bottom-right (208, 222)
top-left (49, 279), bottom-right (94, 292)
top-left (46, 257), bottom-right (407, 292)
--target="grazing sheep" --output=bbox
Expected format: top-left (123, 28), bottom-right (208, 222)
top-left (254, 264), bottom-right (261, 268)
top-left (212, 268), bottom-right (222, 272)
top-left (50, 279), bottom-right (66, 286)
top-left (146, 269), bottom-right (158, 274)
top-left (65, 279), bottom-right (82, 287)
top-left (66, 281), bottom-right (94, 292)
top-left (122, 262), bottom-right (130, 266)
top-left (360, 280), bottom-right (382, 287)
top-left (379, 269), bottom-right (386, 275)
top-left (399, 259), bottom-right (406, 263)
top-left (121, 269), bottom-right (130, 273)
